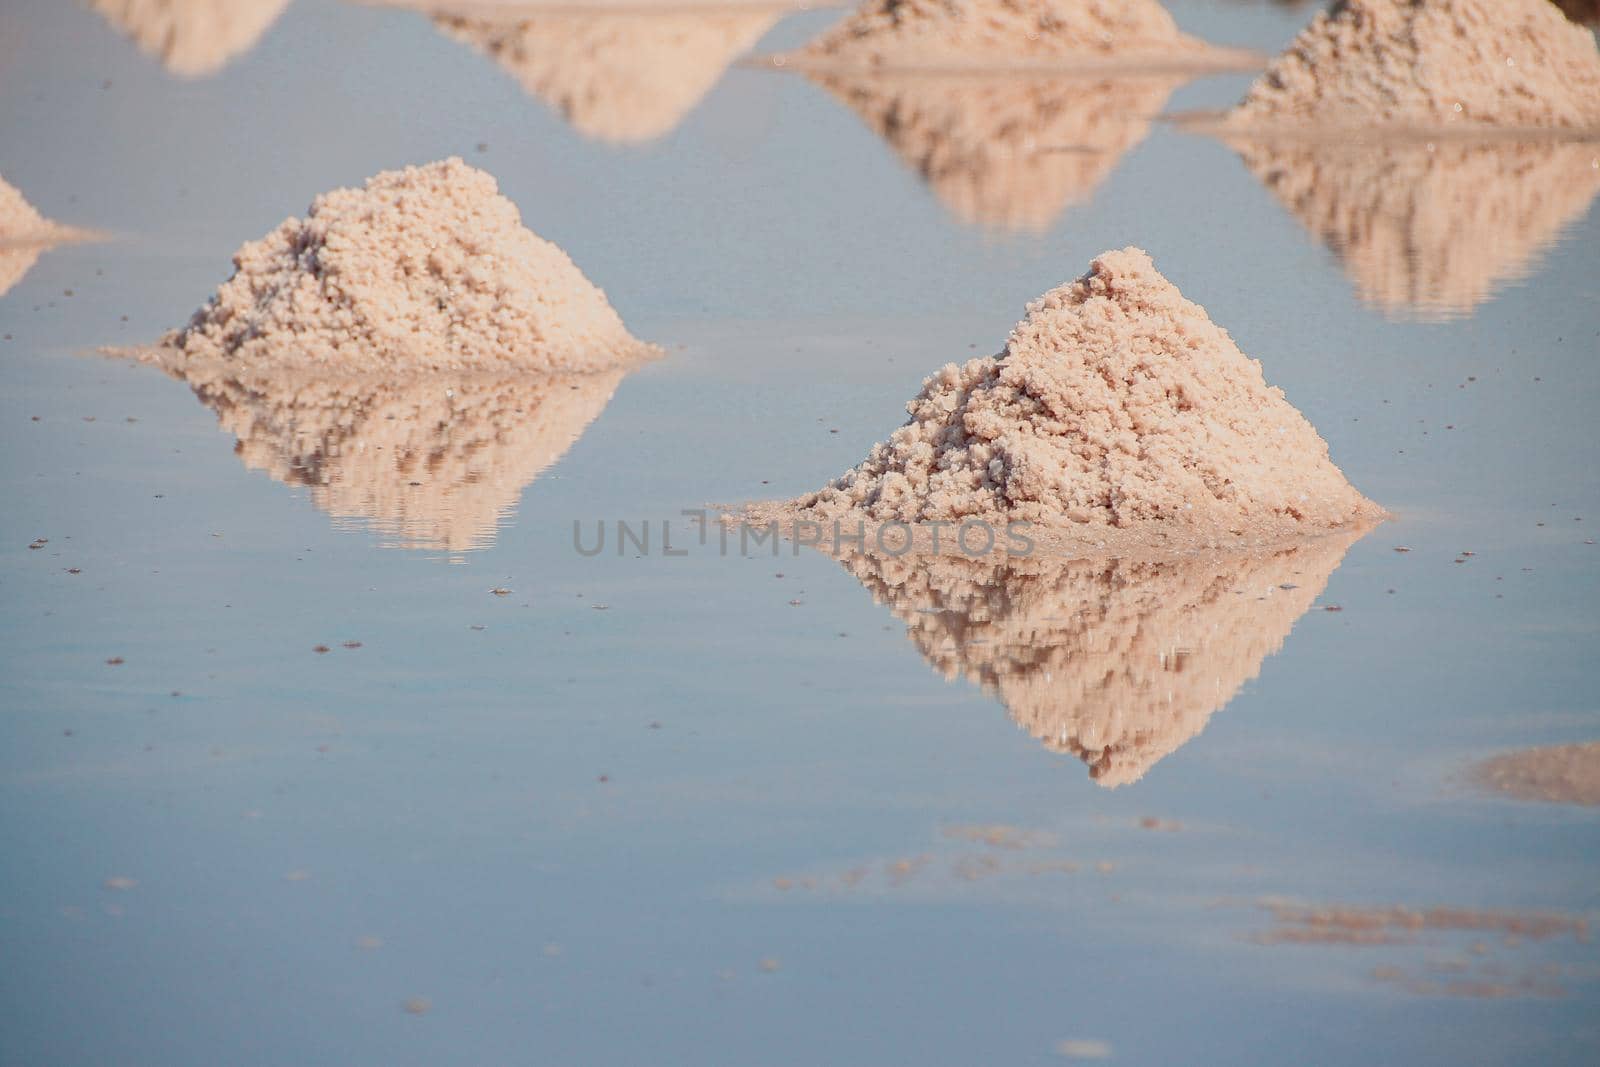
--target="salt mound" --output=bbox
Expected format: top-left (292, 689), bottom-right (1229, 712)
top-left (436, 10), bottom-right (779, 143)
top-left (810, 72), bottom-right (1187, 232)
top-left (834, 528), bottom-right (1361, 786)
top-left (1, 175), bottom-right (86, 299)
top-left (91, 0), bottom-right (290, 78)
top-left (796, 0), bottom-right (1246, 71)
top-left (1473, 742), bottom-right (1600, 807)
top-left (1235, 139), bottom-right (1600, 320)
top-left (117, 347), bottom-right (623, 553)
top-left (793, 248), bottom-right (1375, 537)
top-left (165, 158), bottom-right (650, 374)
top-left (1226, 0), bottom-right (1600, 130)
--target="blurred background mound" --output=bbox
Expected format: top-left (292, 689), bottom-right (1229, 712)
top-left (809, 72), bottom-right (1187, 232)
top-left (833, 529), bottom-right (1364, 786)
top-left (1232, 138), bottom-right (1600, 320)
top-left (435, 7), bottom-right (782, 143)
top-left (89, 0), bottom-right (292, 77)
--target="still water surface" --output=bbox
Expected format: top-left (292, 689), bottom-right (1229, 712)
top-left (2, 1), bottom-right (1597, 1063)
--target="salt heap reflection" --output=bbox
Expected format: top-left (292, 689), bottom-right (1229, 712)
top-left (809, 72), bottom-right (1189, 232)
top-left (431, 6), bottom-right (782, 143)
top-left (1232, 138), bottom-right (1600, 321)
top-left (124, 348), bottom-right (625, 553)
top-left (1, 175), bottom-right (92, 299)
top-left (832, 528), bottom-right (1366, 786)
top-left (89, 0), bottom-right (292, 77)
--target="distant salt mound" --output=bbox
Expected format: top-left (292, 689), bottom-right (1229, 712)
top-left (1235, 139), bottom-right (1600, 320)
top-left (796, 0), bottom-right (1248, 71)
top-left (436, 10), bottom-right (779, 143)
top-left (810, 72), bottom-right (1186, 232)
top-left (91, 0), bottom-right (291, 77)
top-left (120, 348), bottom-right (624, 553)
top-left (0, 176), bottom-right (88, 298)
top-left (165, 158), bottom-right (651, 374)
top-left (1226, 0), bottom-right (1600, 130)
top-left (1474, 742), bottom-right (1600, 807)
top-left (792, 248), bottom-right (1376, 539)
top-left (834, 528), bottom-right (1362, 786)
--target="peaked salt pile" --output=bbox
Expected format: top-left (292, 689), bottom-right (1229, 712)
top-left (797, 0), bottom-right (1245, 70)
top-left (811, 72), bottom-right (1187, 232)
top-left (91, 0), bottom-right (291, 78)
top-left (436, 10), bottom-right (779, 144)
top-left (164, 158), bottom-right (650, 374)
top-left (836, 528), bottom-right (1361, 786)
top-left (1226, 0), bottom-right (1600, 130)
top-left (793, 248), bottom-right (1375, 537)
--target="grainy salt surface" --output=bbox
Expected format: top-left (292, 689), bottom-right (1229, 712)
top-left (788, 248), bottom-right (1376, 539)
top-left (1226, 0), bottom-right (1600, 131)
top-left (162, 158), bottom-right (652, 373)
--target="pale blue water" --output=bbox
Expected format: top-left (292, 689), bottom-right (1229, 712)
top-left (2, 1), bottom-right (1598, 1064)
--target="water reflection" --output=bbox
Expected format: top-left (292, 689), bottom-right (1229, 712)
top-left (425, 5), bottom-right (783, 143)
top-left (1473, 742), bottom-right (1600, 807)
top-left (809, 72), bottom-right (1189, 232)
top-left (116, 347), bottom-right (625, 553)
top-left (1, 175), bottom-right (89, 298)
top-left (89, 0), bottom-right (292, 77)
top-left (1229, 137), bottom-right (1600, 321)
top-left (832, 528), bottom-right (1365, 785)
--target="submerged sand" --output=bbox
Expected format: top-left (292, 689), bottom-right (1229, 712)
top-left (775, 248), bottom-right (1377, 548)
top-left (1232, 138), bottom-right (1600, 320)
top-left (790, 0), bottom-right (1256, 72)
top-left (112, 347), bottom-right (625, 553)
top-left (824, 525), bottom-right (1365, 785)
top-left (435, 8), bottom-right (780, 143)
top-left (1224, 0), bottom-right (1600, 132)
top-left (90, 0), bottom-right (291, 77)
top-left (808, 71), bottom-right (1188, 232)
top-left (1473, 742), bottom-right (1600, 807)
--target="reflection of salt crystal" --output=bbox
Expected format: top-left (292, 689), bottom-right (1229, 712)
top-left (830, 528), bottom-right (1366, 786)
top-left (1231, 138), bottom-right (1600, 320)
top-left (811, 71), bottom-right (1189, 232)
top-left (435, 10), bottom-right (778, 143)
top-left (89, 0), bottom-right (291, 78)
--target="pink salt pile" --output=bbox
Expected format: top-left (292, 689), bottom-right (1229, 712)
top-left (164, 158), bottom-right (650, 374)
top-left (795, 0), bottom-right (1250, 71)
top-left (1226, 0), bottom-right (1600, 131)
top-left (791, 248), bottom-right (1377, 538)
top-left (90, 0), bottom-right (291, 78)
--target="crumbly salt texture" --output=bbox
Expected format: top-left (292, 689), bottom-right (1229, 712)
top-left (167, 158), bottom-right (649, 374)
top-left (1227, 0), bottom-right (1600, 130)
top-left (795, 248), bottom-right (1374, 534)
top-left (837, 528), bottom-right (1361, 786)
top-left (1234, 139), bottom-right (1600, 320)
top-left (90, 0), bottom-right (291, 78)
top-left (437, 12), bottom-right (779, 144)
top-left (813, 72), bottom-right (1186, 232)
top-left (800, 0), bottom-right (1213, 69)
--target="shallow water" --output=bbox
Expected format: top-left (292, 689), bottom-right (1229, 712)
top-left (2, 1), bottom-right (1598, 1064)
